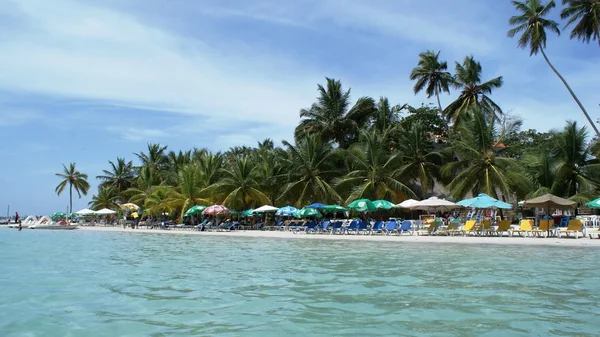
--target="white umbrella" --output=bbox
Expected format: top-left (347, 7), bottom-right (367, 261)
top-left (396, 199), bottom-right (419, 208)
top-left (411, 197), bottom-right (460, 212)
top-left (95, 208), bottom-right (117, 215)
top-left (76, 208), bottom-right (96, 215)
top-left (253, 205), bottom-right (279, 213)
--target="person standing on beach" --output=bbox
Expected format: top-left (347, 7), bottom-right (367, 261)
top-left (18, 220), bottom-right (22, 231)
top-left (15, 212), bottom-right (19, 223)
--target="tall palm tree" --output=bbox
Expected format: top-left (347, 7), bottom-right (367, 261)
top-left (163, 150), bottom-right (192, 186)
top-left (280, 135), bottom-right (342, 206)
top-left (441, 109), bottom-right (526, 199)
top-left (371, 97), bottom-right (404, 133)
top-left (254, 143), bottom-right (288, 205)
top-left (165, 164), bottom-right (210, 221)
top-left (144, 186), bottom-right (172, 217)
top-left (55, 162), bottom-right (90, 213)
top-left (409, 50), bottom-right (453, 115)
top-left (521, 150), bottom-right (558, 197)
top-left (210, 157), bottom-right (270, 210)
top-left (196, 151), bottom-right (224, 186)
top-left (295, 78), bottom-right (376, 149)
top-left (125, 165), bottom-right (161, 206)
top-left (551, 121), bottom-right (600, 198)
top-left (336, 130), bottom-right (417, 202)
top-left (396, 123), bottom-right (445, 199)
top-left (561, 0), bottom-right (600, 45)
top-left (135, 143), bottom-right (169, 178)
top-left (444, 56), bottom-right (504, 126)
top-left (96, 158), bottom-right (135, 197)
top-left (88, 186), bottom-right (118, 210)
top-left (508, 0), bottom-right (600, 136)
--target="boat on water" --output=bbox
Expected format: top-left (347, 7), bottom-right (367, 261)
top-left (28, 216), bottom-right (78, 230)
top-left (8, 215), bottom-right (37, 228)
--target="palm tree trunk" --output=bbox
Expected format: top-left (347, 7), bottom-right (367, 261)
top-left (435, 87), bottom-right (450, 136)
top-left (69, 183), bottom-right (73, 214)
top-left (540, 47), bottom-right (600, 137)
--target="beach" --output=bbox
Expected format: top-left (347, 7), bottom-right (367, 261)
top-left (77, 226), bottom-right (600, 247)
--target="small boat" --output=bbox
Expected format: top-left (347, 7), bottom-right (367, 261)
top-left (29, 216), bottom-right (78, 230)
top-left (8, 215), bottom-right (37, 228)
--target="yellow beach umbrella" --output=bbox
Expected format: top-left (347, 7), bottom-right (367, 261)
top-left (120, 203), bottom-right (140, 211)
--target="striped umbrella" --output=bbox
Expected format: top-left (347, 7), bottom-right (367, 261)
top-left (202, 205), bottom-right (229, 215)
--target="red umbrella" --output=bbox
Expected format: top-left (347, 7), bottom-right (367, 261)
top-left (202, 205), bottom-right (229, 216)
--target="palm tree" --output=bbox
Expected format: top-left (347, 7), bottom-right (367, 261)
top-left (163, 150), bottom-right (192, 185)
top-left (165, 164), bottom-right (210, 221)
top-left (280, 135), bottom-right (342, 206)
top-left (125, 165), bottom-right (162, 206)
top-left (295, 78), bottom-right (376, 149)
top-left (396, 123), bottom-right (445, 199)
top-left (508, 0), bottom-right (600, 136)
top-left (336, 130), bottom-right (417, 202)
top-left (441, 109), bottom-right (526, 199)
top-left (521, 150), bottom-right (558, 197)
top-left (371, 97), bottom-right (405, 133)
top-left (55, 162), bottom-right (90, 213)
top-left (561, 0), bottom-right (600, 45)
top-left (409, 50), bottom-right (453, 115)
top-left (135, 143), bottom-right (169, 177)
top-left (88, 186), bottom-right (118, 210)
top-left (444, 56), bottom-right (503, 126)
top-left (210, 157), bottom-right (270, 210)
top-left (96, 158), bottom-right (135, 197)
top-left (144, 186), bottom-right (172, 217)
top-left (254, 142), bottom-right (288, 205)
top-left (196, 151), bottom-right (224, 186)
top-left (550, 121), bottom-right (600, 198)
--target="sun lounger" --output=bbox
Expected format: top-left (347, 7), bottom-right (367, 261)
top-left (474, 219), bottom-right (492, 236)
top-left (532, 219), bottom-right (554, 237)
top-left (558, 219), bottom-right (583, 239)
top-left (488, 220), bottom-right (511, 236)
top-left (397, 220), bottom-right (414, 235)
top-left (587, 228), bottom-right (600, 239)
top-left (460, 220), bottom-right (477, 236)
top-left (310, 220), bottom-right (329, 234)
top-left (354, 221), bottom-right (370, 235)
top-left (330, 220), bottom-right (345, 234)
top-left (508, 219), bottom-right (534, 237)
top-left (294, 220), bottom-right (317, 233)
top-left (416, 220), bottom-right (441, 236)
top-left (382, 220), bottom-right (398, 235)
top-left (368, 220), bottom-right (384, 235)
top-left (438, 222), bottom-right (460, 236)
top-left (344, 219), bottom-right (360, 234)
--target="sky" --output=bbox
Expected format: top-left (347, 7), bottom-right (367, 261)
top-left (0, 0), bottom-right (598, 216)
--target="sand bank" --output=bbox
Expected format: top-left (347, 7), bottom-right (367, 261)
top-left (77, 226), bottom-right (600, 248)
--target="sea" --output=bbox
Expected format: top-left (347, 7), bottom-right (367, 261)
top-left (1, 228), bottom-right (599, 336)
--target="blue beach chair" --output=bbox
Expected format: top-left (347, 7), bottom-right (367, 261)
top-left (344, 219), bottom-right (360, 234)
top-left (383, 220), bottom-right (398, 235)
top-left (397, 220), bottom-right (413, 235)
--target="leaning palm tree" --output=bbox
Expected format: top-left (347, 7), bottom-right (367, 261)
top-left (396, 123), bottom-right (445, 199)
top-left (96, 158), bottom-right (135, 197)
top-left (55, 162), bottom-right (90, 213)
top-left (409, 50), bottom-right (453, 115)
top-left (508, 0), bottom-right (600, 136)
top-left (280, 135), bottom-right (342, 207)
top-left (441, 109), bottom-right (526, 199)
top-left (444, 56), bottom-right (503, 126)
top-left (295, 78), bottom-right (376, 149)
top-left (561, 0), bottom-right (600, 45)
top-left (210, 157), bottom-right (270, 210)
top-left (336, 130), bottom-right (417, 203)
top-left (88, 186), bottom-right (118, 210)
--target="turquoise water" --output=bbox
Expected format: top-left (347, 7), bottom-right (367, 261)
top-left (1, 229), bottom-right (599, 336)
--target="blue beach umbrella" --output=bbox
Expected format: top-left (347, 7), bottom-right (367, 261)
top-left (457, 193), bottom-right (512, 209)
top-left (307, 202), bottom-right (326, 209)
top-left (276, 206), bottom-right (298, 216)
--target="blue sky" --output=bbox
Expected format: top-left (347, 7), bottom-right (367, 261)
top-left (0, 0), bottom-right (598, 216)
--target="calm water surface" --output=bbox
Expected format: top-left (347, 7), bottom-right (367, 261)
top-left (1, 228), bottom-right (599, 336)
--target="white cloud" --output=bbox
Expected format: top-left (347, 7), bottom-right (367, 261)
top-left (106, 126), bottom-right (169, 142)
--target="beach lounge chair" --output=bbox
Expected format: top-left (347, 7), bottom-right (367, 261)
top-left (587, 228), bottom-right (600, 239)
top-left (438, 222), bottom-right (460, 236)
top-left (382, 220), bottom-right (398, 235)
top-left (417, 219), bottom-right (441, 236)
top-left (397, 220), bottom-right (414, 235)
top-left (460, 220), bottom-right (477, 236)
top-left (311, 220), bottom-right (329, 234)
top-left (475, 219), bottom-right (492, 236)
top-left (368, 220), bottom-right (384, 235)
top-left (294, 220), bottom-right (317, 233)
top-left (532, 219), bottom-right (554, 237)
top-left (508, 219), bottom-right (534, 237)
top-left (330, 220), bottom-right (345, 234)
top-left (343, 219), bottom-right (360, 234)
top-left (353, 220), bottom-right (370, 235)
top-left (558, 219), bottom-right (583, 239)
top-left (488, 220), bottom-right (511, 237)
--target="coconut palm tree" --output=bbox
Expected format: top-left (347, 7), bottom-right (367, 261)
top-left (409, 50), bottom-right (454, 115)
top-left (396, 123), bottom-right (445, 199)
top-left (371, 97), bottom-right (405, 133)
top-left (125, 165), bottom-right (162, 206)
top-left (55, 163), bottom-right (90, 214)
top-left (295, 78), bottom-right (376, 148)
top-left (163, 150), bottom-right (192, 186)
top-left (165, 164), bottom-right (210, 221)
top-left (441, 109), bottom-right (525, 199)
top-left (135, 143), bottom-right (169, 178)
top-left (196, 151), bottom-right (224, 186)
top-left (521, 150), bottom-right (558, 197)
top-left (335, 130), bottom-right (417, 203)
top-left (96, 158), bottom-right (135, 197)
top-left (444, 56), bottom-right (503, 126)
top-left (144, 186), bottom-right (172, 217)
top-left (88, 186), bottom-right (118, 210)
top-left (254, 142), bottom-right (288, 205)
top-left (210, 157), bottom-right (270, 210)
top-left (561, 0), bottom-right (600, 45)
top-left (280, 135), bottom-right (342, 206)
top-left (508, 0), bottom-right (600, 136)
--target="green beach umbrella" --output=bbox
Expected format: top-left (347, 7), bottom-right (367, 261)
top-left (372, 200), bottom-right (396, 210)
top-left (320, 204), bottom-right (347, 212)
top-left (69, 212), bottom-right (77, 218)
top-left (586, 197), bottom-right (600, 209)
top-left (242, 209), bottom-right (255, 217)
top-left (184, 205), bottom-right (207, 216)
top-left (51, 212), bottom-right (66, 218)
top-left (294, 207), bottom-right (322, 218)
top-left (229, 210), bottom-right (242, 215)
top-left (347, 199), bottom-right (376, 212)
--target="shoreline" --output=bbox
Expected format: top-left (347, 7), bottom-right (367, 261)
top-left (76, 226), bottom-right (600, 248)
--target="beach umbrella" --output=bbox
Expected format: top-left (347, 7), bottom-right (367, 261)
top-left (347, 199), bottom-right (376, 212)
top-left (69, 212), bottom-right (77, 218)
top-left (586, 197), bottom-right (600, 209)
top-left (120, 203), bottom-right (140, 211)
top-left (253, 205), bottom-right (279, 213)
top-left (372, 200), bottom-right (396, 210)
top-left (411, 197), bottom-right (460, 212)
top-left (276, 206), bottom-right (298, 216)
top-left (396, 199), bottom-right (419, 208)
top-left (320, 204), bottom-right (347, 212)
top-left (242, 209), bottom-right (255, 217)
top-left (75, 208), bottom-right (95, 216)
top-left (229, 210), bottom-right (241, 215)
top-left (51, 212), bottom-right (66, 218)
top-left (202, 205), bottom-right (229, 216)
top-left (457, 193), bottom-right (512, 209)
top-left (184, 205), bottom-right (207, 216)
top-left (307, 202), bottom-right (326, 209)
top-left (95, 208), bottom-right (116, 215)
top-left (523, 194), bottom-right (577, 237)
top-left (294, 207), bottom-right (322, 218)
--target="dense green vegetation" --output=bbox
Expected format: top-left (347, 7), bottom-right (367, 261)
top-left (56, 1), bottom-right (599, 219)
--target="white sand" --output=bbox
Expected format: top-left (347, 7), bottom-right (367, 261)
top-left (78, 226), bottom-right (600, 248)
